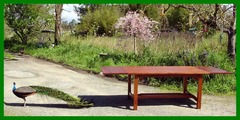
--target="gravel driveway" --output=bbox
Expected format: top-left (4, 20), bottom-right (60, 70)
top-left (4, 54), bottom-right (236, 116)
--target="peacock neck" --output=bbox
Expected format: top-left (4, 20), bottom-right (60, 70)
top-left (12, 84), bottom-right (16, 92)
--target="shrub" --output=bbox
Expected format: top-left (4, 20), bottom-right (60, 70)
top-left (167, 8), bottom-right (189, 31)
top-left (9, 44), bottom-right (26, 53)
top-left (4, 35), bottom-right (22, 49)
top-left (75, 6), bottom-right (121, 36)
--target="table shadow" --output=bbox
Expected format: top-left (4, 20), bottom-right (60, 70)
top-left (78, 94), bottom-right (196, 110)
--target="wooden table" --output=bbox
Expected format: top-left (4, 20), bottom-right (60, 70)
top-left (102, 66), bottom-right (231, 110)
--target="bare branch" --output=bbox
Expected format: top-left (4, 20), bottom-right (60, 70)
top-left (223, 28), bottom-right (230, 34)
top-left (143, 4), bottom-right (151, 12)
top-left (164, 4), bottom-right (171, 13)
top-left (223, 5), bottom-right (234, 13)
top-left (63, 9), bottom-right (71, 12)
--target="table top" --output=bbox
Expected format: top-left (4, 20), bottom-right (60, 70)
top-left (102, 66), bottom-right (231, 75)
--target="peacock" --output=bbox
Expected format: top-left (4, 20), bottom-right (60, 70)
top-left (12, 82), bottom-right (36, 107)
top-left (12, 82), bottom-right (93, 108)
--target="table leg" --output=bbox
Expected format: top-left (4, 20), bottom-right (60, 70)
top-left (196, 75), bottom-right (203, 109)
top-left (183, 77), bottom-right (188, 94)
top-left (133, 75), bottom-right (139, 110)
top-left (128, 74), bottom-right (131, 99)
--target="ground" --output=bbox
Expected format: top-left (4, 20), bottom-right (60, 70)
top-left (4, 54), bottom-right (236, 116)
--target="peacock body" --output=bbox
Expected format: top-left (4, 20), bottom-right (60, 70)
top-left (12, 82), bottom-right (36, 107)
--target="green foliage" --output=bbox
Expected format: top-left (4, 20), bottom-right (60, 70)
top-left (167, 8), bottom-right (189, 31)
top-left (74, 4), bottom-right (103, 17)
top-left (76, 5), bottom-right (121, 36)
top-left (9, 44), bottom-right (26, 53)
top-left (127, 4), bottom-right (160, 21)
top-left (30, 86), bottom-right (93, 108)
top-left (4, 20), bottom-right (13, 40)
top-left (144, 5), bottom-right (161, 21)
top-left (4, 35), bottom-right (26, 53)
top-left (203, 27), bottom-right (217, 38)
top-left (4, 52), bottom-right (16, 60)
top-left (4, 4), bottom-right (54, 45)
top-left (4, 36), bottom-right (21, 49)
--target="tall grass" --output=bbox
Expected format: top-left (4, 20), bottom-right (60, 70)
top-left (24, 33), bottom-right (235, 94)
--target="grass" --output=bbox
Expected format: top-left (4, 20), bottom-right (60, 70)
top-left (4, 51), bottom-right (16, 60)
top-left (17, 33), bottom-right (236, 95)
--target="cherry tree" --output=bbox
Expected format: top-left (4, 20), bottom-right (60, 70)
top-left (115, 11), bottom-right (158, 54)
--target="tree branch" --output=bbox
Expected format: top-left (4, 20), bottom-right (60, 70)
top-left (223, 5), bottom-right (234, 13)
top-left (223, 28), bottom-right (230, 34)
top-left (14, 29), bottom-right (23, 41)
top-left (171, 4), bottom-right (198, 12)
top-left (213, 4), bottom-right (219, 22)
top-left (164, 4), bottom-right (171, 13)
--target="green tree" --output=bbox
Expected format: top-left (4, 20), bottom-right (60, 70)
top-left (127, 4), bottom-right (161, 21)
top-left (144, 5), bottom-right (161, 21)
top-left (167, 7), bottom-right (189, 31)
top-left (76, 5), bottom-right (121, 36)
top-left (74, 4), bottom-right (103, 18)
top-left (4, 4), bottom-right (53, 45)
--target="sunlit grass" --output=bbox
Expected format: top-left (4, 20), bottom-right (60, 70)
top-left (4, 51), bottom-right (16, 60)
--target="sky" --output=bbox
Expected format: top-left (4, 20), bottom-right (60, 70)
top-left (62, 4), bottom-right (80, 22)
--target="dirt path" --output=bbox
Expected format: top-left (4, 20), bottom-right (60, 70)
top-left (4, 54), bottom-right (236, 116)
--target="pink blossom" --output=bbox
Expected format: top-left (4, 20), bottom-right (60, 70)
top-left (115, 11), bottom-right (158, 41)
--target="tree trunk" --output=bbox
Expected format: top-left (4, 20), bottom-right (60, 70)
top-left (22, 36), bottom-right (28, 45)
top-left (134, 36), bottom-right (137, 54)
top-left (54, 4), bottom-right (63, 46)
top-left (227, 20), bottom-right (236, 61)
top-left (227, 5), bottom-right (236, 61)
top-left (16, 30), bottom-right (28, 45)
top-left (227, 31), bottom-right (236, 61)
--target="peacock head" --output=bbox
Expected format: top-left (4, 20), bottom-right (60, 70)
top-left (12, 82), bottom-right (16, 91)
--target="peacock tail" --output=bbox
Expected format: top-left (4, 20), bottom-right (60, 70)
top-left (30, 86), bottom-right (93, 108)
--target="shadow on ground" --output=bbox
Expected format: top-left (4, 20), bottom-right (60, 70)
top-left (4, 102), bottom-right (86, 109)
top-left (78, 95), bottom-right (196, 110)
top-left (4, 95), bottom-right (196, 110)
